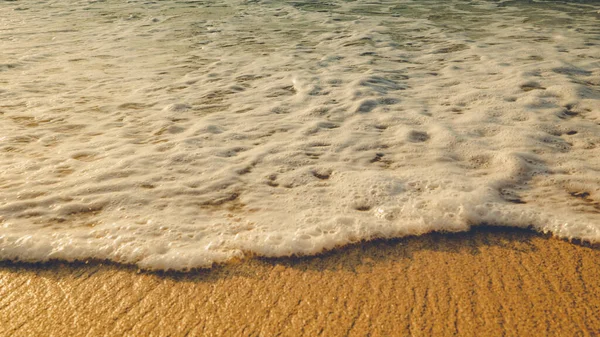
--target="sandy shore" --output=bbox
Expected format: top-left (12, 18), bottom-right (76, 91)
top-left (1, 227), bottom-right (599, 336)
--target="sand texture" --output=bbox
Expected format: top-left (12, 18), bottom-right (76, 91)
top-left (1, 228), bottom-right (599, 336)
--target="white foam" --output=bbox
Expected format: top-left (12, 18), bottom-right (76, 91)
top-left (0, 0), bottom-right (599, 270)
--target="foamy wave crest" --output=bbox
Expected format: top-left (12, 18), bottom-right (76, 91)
top-left (0, 0), bottom-right (599, 269)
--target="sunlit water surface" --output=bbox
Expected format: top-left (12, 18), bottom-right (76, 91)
top-left (1, 0), bottom-right (599, 269)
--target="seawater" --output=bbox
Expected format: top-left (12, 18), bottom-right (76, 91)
top-left (0, 0), bottom-right (599, 270)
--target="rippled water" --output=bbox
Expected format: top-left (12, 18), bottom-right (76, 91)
top-left (1, 0), bottom-right (599, 269)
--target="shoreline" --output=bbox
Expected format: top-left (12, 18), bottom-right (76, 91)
top-left (2, 227), bottom-right (600, 336)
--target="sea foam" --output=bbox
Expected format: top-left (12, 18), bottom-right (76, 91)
top-left (0, 0), bottom-right (599, 270)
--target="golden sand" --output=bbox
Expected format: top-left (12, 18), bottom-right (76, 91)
top-left (1, 227), bottom-right (599, 336)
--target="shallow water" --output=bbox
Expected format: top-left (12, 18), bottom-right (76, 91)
top-left (1, 0), bottom-right (599, 270)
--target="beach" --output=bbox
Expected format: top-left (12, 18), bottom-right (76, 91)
top-left (2, 227), bottom-right (599, 336)
top-left (1, 0), bottom-right (599, 334)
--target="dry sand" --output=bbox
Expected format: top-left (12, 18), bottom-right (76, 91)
top-left (1, 227), bottom-right (599, 336)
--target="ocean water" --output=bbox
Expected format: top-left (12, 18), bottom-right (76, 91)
top-left (0, 0), bottom-right (598, 270)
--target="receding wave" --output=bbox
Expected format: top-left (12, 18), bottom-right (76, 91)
top-left (0, 0), bottom-right (599, 270)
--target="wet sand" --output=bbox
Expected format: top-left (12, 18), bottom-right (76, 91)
top-left (1, 227), bottom-right (599, 336)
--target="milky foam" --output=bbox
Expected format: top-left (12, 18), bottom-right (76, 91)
top-left (0, 0), bottom-right (599, 270)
